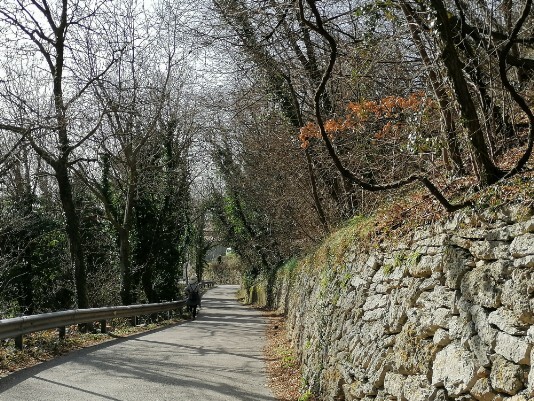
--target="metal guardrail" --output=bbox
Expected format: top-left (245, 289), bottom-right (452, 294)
top-left (0, 281), bottom-right (215, 348)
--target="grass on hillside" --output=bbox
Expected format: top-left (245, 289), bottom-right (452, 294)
top-left (304, 168), bottom-right (533, 273)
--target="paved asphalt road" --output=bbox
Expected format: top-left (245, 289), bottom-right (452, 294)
top-left (0, 285), bottom-right (276, 401)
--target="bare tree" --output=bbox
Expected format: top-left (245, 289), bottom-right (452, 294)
top-left (72, 0), bottom-right (193, 304)
top-left (211, 0), bottom-right (336, 229)
top-left (0, 1), bottom-right (120, 309)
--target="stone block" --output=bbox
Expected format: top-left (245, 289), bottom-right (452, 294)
top-left (363, 294), bottom-right (387, 311)
top-left (390, 323), bottom-right (437, 376)
top-left (470, 377), bottom-right (498, 401)
top-left (342, 383), bottom-right (358, 400)
top-left (413, 229), bottom-right (432, 242)
top-left (345, 380), bottom-right (376, 398)
top-left (419, 233), bottom-right (450, 247)
top-left (460, 263), bottom-right (503, 309)
top-left (513, 255), bottom-right (534, 268)
top-left (419, 277), bottom-right (441, 291)
top-left (507, 395), bottom-right (529, 401)
top-left (362, 308), bottom-right (385, 322)
top-left (383, 282), bottom-right (420, 334)
top-left (415, 245), bottom-right (442, 256)
top-left (432, 344), bottom-right (480, 396)
top-left (385, 263), bottom-right (408, 283)
top-left (350, 276), bottom-right (368, 291)
top-left (449, 315), bottom-right (476, 346)
top-left (457, 228), bottom-right (487, 239)
top-left (383, 372), bottom-right (405, 399)
top-left (510, 233), bottom-right (534, 257)
top-left (490, 355), bottom-right (525, 395)
top-left (443, 246), bottom-right (473, 289)
top-left (402, 375), bottom-right (435, 401)
top-left (515, 219), bottom-right (534, 235)
top-left (451, 235), bottom-right (473, 249)
top-left (444, 214), bottom-right (461, 231)
top-left (485, 222), bottom-right (529, 241)
top-left (508, 205), bottom-right (534, 222)
top-left (361, 322), bottom-right (385, 346)
top-left (409, 254), bottom-right (438, 277)
top-left (372, 268), bottom-right (386, 284)
top-left (416, 286), bottom-right (455, 309)
top-left (338, 290), bottom-right (359, 312)
top-left (484, 227), bottom-right (508, 241)
top-left (527, 348), bottom-right (534, 397)
top-left (381, 335), bottom-right (395, 348)
top-left (501, 270), bottom-right (534, 325)
top-left (368, 357), bottom-right (390, 389)
top-left (351, 292), bottom-right (370, 313)
top-left (468, 335), bottom-right (491, 367)
top-left (338, 361), bottom-right (356, 384)
top-left (433, 328), bottom-right (451, 347)
top-left (488, 308), bottom-right (527, 336)
top-left (366, 254), bottom-right (382, 270)
top-left (409, 307), bottom-right (451, 338)
top-left (321, 366), bottom-right (346, 401)
top-left (494, 331), bottom-right (532, 364)
top-left (469, 240), bottom-right (510, 260)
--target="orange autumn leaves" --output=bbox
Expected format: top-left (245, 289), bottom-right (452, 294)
top-left (299, 92), bottom-right (434, 148)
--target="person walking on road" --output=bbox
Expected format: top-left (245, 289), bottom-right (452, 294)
top-left (185, 277), bottom-right (201, 319)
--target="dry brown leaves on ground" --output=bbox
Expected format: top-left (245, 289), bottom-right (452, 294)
top-left (263, 311), bottom-right (307, 401)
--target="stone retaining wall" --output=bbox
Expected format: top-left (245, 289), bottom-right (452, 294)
top-left (273, 205), bottom-right (534, 400)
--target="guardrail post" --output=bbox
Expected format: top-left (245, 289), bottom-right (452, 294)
top-left (58, 326), bottom-right (66, 339)
top-left (100, 320), bottom-right (107, 334)
top-left (15, 335), bottom-right (23, 350)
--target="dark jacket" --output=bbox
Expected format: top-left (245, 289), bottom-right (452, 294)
top-left (185, 282), bottom-right (200, 306)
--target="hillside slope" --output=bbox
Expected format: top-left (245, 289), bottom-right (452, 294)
top-left (268, 199), bottom-right (533, 400)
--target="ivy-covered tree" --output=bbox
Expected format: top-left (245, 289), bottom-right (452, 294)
top-left (0, 151), bottom-right (72, 316)
top-left (209, 138), bottom-right (286, 294)
top-left (132, 113), bottom-right (195, 302)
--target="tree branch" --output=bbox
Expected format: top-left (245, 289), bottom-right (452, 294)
top-left (499, 0), bottom-right (534, 177)
top-left (0, 124), bottom-right (57, 168)
top-left (298, 0), bottom-right (470, 213)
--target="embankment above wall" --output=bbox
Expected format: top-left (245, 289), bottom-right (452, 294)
top-left (272, 204), bottom-right (533, 400)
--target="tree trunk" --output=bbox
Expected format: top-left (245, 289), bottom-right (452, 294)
top-left (429, 0), bottom-right (504, 186)
top-left (141, 266), bottom-right (156, 303)
top-left (214, 0), bottom-right (329, 230)
top-left (304, 149), bottom-right (328, 231)
top-left (118, 227), bottom-right (133, 305)
top-left (55, 164), bottom-right (89, 309)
